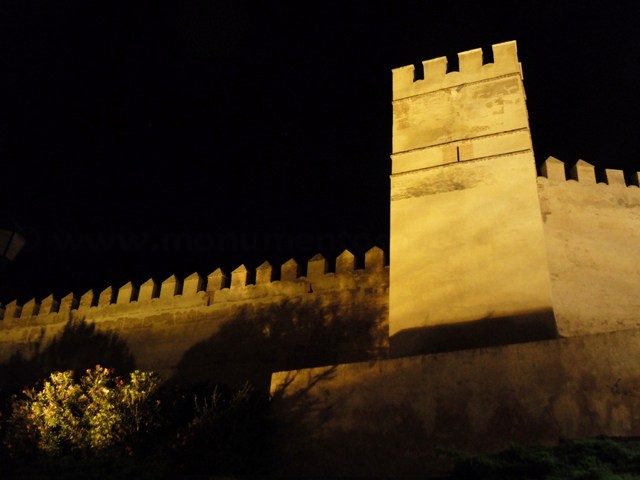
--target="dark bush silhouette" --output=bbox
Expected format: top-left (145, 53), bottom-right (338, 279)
top-left (169, 382), bottom-right (272, 476)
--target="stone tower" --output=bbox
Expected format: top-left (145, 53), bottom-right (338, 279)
top-left (389, 41), bottom-right (557, 356)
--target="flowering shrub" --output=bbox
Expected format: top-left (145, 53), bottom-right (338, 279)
top-left (1, 369), bottom-right (271, 477)
top-left (5, 366), bottom-right (160, 458)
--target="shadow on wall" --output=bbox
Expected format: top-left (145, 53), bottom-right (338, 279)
top-left (390, 308), bottom-right (558, 357)
top-left (171, 297), bottom-right (387, 392)
top-left (0, 318), bottom-right (135, 392)
top-left (268, 359), bottom-right (551, 477)
top-left (269, 366), bottom-right (447, 477)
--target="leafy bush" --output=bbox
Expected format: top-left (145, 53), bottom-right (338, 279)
top-left (1, 367), bottom-right (272, 477)
top-left (4, 365), bottom-right (160, 461)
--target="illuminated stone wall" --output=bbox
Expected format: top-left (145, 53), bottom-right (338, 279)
top-left (4, 39), bottom-right (640, 477)
top-left (0, 247), bottom-right (388, 388)
top-left (538, 157), bottom-right (640, 337)
top-left (390, 41), bottom-right (556, 356)
top-left (268, 42), bottom-right (640, 476)
top-left (271, 328), bottom-right (640, 477)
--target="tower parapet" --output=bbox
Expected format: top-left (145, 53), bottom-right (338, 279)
top-left (392, 41), bottom-right (521, 101)
top-left (391, 40), bottom-right (531, 175)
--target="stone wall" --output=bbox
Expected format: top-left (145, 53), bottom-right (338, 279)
top-left (538, 157), bottom-right (640, 337)
top-left (4, 38), bottom-right (640, 479)
top-left (0, 247), bottom-right (389, 390)
top-left (266, 42), bottom-right (640, 477)
top-left (270, 329), bottom-right (640, 477)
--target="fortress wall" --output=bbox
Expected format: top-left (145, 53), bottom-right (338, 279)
top-left (0, 248), bottom-right (389, 386)
top-left (270, 329), bottom-right (640, 477)
top-left (538, 157), bottom-right (640, 337)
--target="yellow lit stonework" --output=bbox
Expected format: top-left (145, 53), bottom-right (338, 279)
top-left (267, 41), bottom-right (640, 477)
top-left (389, 41), bottom-right (556, 355)
top-left (5, 39), bottom-right (640, 477)
top-left (538, 157), bottom-right (640, 337)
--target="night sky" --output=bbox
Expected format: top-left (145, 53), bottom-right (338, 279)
top-left (1, 2), bottom-right (638, 305)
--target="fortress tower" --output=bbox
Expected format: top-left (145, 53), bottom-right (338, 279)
top-left (389, 41), bottom-right (557, 355)
top-left (269, 41), bottom-right (640, 477)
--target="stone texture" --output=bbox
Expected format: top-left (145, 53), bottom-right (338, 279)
top-left (335, 250), bottom-right (355, 275)
top-left (2, 300), bottom-right (20, 320)
top-left (117, 282), bottom-right (136, 304)
top-left (98, 286), bottom-right (115, 307)
top-left (160, 275), bottom-right (181, 299)
top-left (538, 171), bottom-right (640, 336)
top-left (39, 294), bottom-right (57, 315)
top-left (255, 261), bottom-right (273, 285)
top-left (541, 156), bottom-right (566, 182)
top-left (569, 159), bottom-right (596, 183)
top-left (206, 268), bottom-right (228, 291)
top-left (307, 254), bottom-right (328, 280)
top-left (79, 290), bottom-right (95, 310)
top-left (605, 168), bottom-right (626, 186)
top-left (389, 40), bottom-right (555, 356)
top-left (281, 259), bottom-right (300, 282)
top-left (20, 298), bottom-right (39, 318)
top-left (2, 40), bottom-right (640, 479)
top-left (182, 272), bottom-right (204, 296)
top-left (364, 246), bottom-right (385, 272)
top-left (270, 329), bottom-right (640, 477)
top-left (230, 265), bottom-right (249, 289)
top-left (58, 293), bottom-right (77, 315)
top-left (138, 278), bottom-right (158, 302)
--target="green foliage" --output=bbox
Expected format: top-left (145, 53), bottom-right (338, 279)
top-left (447, 439), bottom-right (640, 480)
top-left (120, 369), bottom-right (162, 436)
top-left (1, 368), bottom-right (272, 478)
top-left (5, 366), bottom-right (160, 460)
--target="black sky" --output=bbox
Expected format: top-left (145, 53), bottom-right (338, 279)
top-left (1, 1), bottom-right (639, 304)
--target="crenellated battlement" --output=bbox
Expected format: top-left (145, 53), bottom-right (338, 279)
top-left (392, 41), bottom-right (521, 101)
top-left (391, 40), bottom-right (530, 170)
top-left (539, 156), bottom-right (640, 187)
top-left (0, 247), bottom-right (387, 325)
top-left (534, 156), bottom-right (640, 339)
